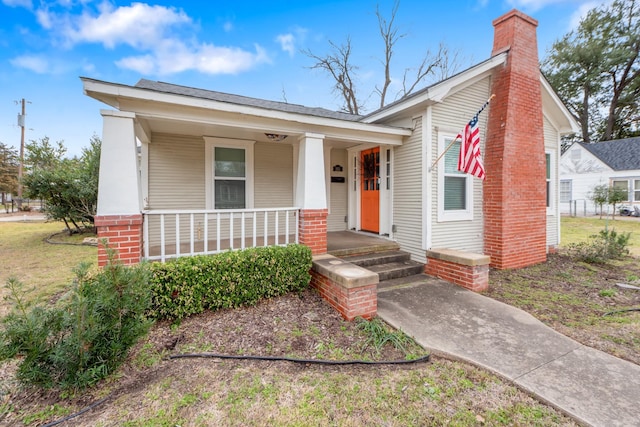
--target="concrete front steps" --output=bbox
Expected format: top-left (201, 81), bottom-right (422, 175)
top-left (338, 250), bottom-right (426, 290)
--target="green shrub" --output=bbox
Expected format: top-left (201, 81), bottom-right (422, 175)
top-left (0, 255), bottom-right (152, 389)
top-left (148, 244), bottom-right (312, 320)
top-left (567, 228), bottom-right (631, 264)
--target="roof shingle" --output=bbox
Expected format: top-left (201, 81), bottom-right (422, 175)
top-left (580, 137), bottom-right (640, 171)
top-left (134, 79), bottom-right (362, 122)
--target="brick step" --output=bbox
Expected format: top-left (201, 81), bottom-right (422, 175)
top-left (365, 260), bottom-right (425, 282)
top-left (340, 250), bottom-right (411, 267)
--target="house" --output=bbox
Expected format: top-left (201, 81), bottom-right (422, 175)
top-left (560, 138), bottom-right (640, 216)
top-left (82, 10), bottom-right (578, 320)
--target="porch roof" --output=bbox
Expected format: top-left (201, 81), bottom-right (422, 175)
top-left (81, 77), bottom-right (412, 147)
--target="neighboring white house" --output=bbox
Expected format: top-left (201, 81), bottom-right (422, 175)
top-left (560, 138), bottom-right (640, 216)
top-left (83, 9), bottom-right (578, 273)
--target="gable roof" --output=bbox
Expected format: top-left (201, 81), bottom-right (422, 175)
top-left (134, 79), bottom-right (362, 122)
top-left (361, 53), bottom-right (508, 123)
top-left (579, 137), bottom-right (640, 171)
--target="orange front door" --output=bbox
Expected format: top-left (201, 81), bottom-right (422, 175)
top-left (360, 148), bottom-right (380, 233)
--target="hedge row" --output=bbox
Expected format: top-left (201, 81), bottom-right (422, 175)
top-left (148, 244), bottom-right (312, 320)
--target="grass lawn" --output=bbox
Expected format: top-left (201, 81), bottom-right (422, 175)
top-left (486, 215), bottom-right (640, 365)
top-left (561, 215), bottom-right (640, 256)
top-left (1, 216), bottom-right (637, 426)
top-left (0, 221), bottom-right (97, 317)
top-left (0, 219), bottom-right (577, 426)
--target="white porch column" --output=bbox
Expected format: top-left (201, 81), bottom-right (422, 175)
top-left (97, 110), bottom-right (141, 215)
top-left (295, 132), bottom-right (327, 209)
top-left (95, 110), bottom-right (143, 266)
top-left (296, 133), bottom-right (328, 255)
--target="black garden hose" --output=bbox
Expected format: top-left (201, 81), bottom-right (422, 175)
top-left (40, 352), bottom-right (430, 426)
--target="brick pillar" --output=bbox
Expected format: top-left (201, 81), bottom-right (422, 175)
top-left (299, 209), bottom-right (328, 255)
top-left (484, 10), bottom-right (546, 269)
top-left (95, 214), bottom-right (143, 266)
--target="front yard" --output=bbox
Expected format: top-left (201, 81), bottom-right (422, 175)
top-left (1, 215), bottom-right (638, 426)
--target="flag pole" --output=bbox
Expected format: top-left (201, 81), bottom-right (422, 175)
top-left (427, 94), bottom-right (495, 172)
top-left (428, 134), bottom-right (460, 172)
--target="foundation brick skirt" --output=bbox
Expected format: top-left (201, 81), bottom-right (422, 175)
top-left (425, 249), bottom-right (491, 292)
top-left (310, 254), bottom-right (378, 321)
top-left (94, 214), bottom-right (143, 266)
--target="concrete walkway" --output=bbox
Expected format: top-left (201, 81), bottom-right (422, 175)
top-left (377, 276), bottom-right (640, 427)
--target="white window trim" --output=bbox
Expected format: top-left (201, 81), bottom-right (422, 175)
top-left (611, 179), bottom-right (631, 202)
top-left (204, 137), bottom-right (255, 209)
top-left (437, 132), bottom-right (473, 222)
top-left (559, 179), bottom-right (572, 204)
top-left (546, 150), bottom-right (555, 215)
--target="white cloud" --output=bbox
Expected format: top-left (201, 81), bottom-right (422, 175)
top-left (276, 33), bottom-right (295, 56)
top-left (275, 27), bottom-right (308, 57)
top-left (2, 0), bottom-right (32, 8)
top-left (19, 2), bottom-right (272, 76)
top-left (115, 55), bottom-right (155, 74)
top-left (116, 40), bottom-right (271, 75)
top-left (61, 2), bottom-right (191, 49)
top-left (10, 54), bottom-right (49, 73)
top-left (9, 54), bottom-right (72, 74)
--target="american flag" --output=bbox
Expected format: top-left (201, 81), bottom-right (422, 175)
top-left (457, 113), bottom-right (485, 180)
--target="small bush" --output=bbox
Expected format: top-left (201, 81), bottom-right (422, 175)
top-left (148, 244), bottom-right (312, 320)
top-left (567, 228), bottom-right (631, 264)
top-left (0, 254), bottom-right (152, 389)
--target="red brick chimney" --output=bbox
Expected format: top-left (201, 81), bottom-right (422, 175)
top-left (484, 10), bottom-right (546, 269)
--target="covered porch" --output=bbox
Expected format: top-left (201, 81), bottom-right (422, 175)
top-left (82, 77), bottom-right (410, 266)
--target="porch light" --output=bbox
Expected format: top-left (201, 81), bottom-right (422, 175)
top-left (265, 133), bottom-right (288, 142)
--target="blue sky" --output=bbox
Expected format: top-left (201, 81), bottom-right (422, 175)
top-left (0, 0), bottom-right (607, 157)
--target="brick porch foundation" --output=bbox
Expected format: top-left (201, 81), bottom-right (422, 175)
top-left (94, 214), bottom-right (143, 266)
top-left (299, 209), bottom-right (328, 255)
top-left (425, 249), bottom-right (491, 292)
top-left (311, 254), bottom-right (378, 321)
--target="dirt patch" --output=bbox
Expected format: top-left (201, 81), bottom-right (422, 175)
top-left (1, 289), bottom-right (576, 426)
top-left (487, 253), bottom-right (640, 365)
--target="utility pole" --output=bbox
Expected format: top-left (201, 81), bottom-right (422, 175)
top-left (16, 98), bottom-right (29, 209)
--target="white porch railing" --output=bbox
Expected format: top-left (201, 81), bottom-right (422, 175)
top-left (143, 207), bottom-right (300, 262)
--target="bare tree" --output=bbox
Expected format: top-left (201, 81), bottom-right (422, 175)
top-left (304, 1), bottom-right (460, 114)
top-left (375, 1), bottom-right (401, 108)
top-left (303, 38), bottom-right (361, 114)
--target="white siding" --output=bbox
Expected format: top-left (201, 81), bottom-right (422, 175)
top-left (146, 135), bottom-right (296, 250)
top-left (147, 134), bottom-right (206, 245)
top-left (429, 77), bottom-right (491, 254)
top-left (392, 116), bottom-right (425, 262)
top-left (148, 133), bottom-right (205, 209)
top-left (254, 142), bottom-right (294, 208)
top-left (544, 115), bottom-right (560, 248)
top-left (560, 144), bottom-right (617, 215)
top-left (328, 148), bottom-right (348, 231)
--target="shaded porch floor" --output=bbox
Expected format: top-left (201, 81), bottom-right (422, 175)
top-left (327, 231), bottom-right (399, 257)
top-left (146, 230), bottom-right (398, 260)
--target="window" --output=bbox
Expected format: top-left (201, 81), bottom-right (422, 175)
top-left (635, 179), bottom-right (640, 202)
top-left (214, 147), bottom-right (246, 209)
top-left (438, 134), bottom-right (473, 221)
top-left (545, 151), bottom-right (555, 214)
top-left (546, 153), bottom-right (551, 208)
top-left (204, 137), bottom-right (254, 210)
top-left (385, 149), bottom-right (391, 190)
top-left (560, 180), bottom-right (572, 203)
top-left (612, 180), bottom-right (629, 202)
